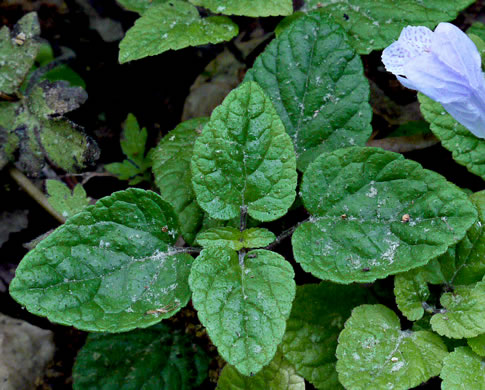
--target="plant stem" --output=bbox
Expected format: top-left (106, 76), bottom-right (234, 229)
top-left (264, 218), bottom-right (311, 251)
top-left (422, 301), bottom-right (445, 315)
top-left (240, 205), bottom-right (248, 231)
top-left (176, 246), bottom-right (201, 255)
top-left (8, 166), bottom-right (65, 224)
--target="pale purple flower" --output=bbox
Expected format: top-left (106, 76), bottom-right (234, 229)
top-left (382, 22), bottom-right (485, 139)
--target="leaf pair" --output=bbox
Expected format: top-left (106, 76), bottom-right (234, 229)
top-left (105, 114), bottom-right (152, 185)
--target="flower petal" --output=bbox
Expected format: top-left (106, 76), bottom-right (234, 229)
top-left (382, 26), bottom-right (433, 75)
top-left (443, 91), bottom-right (485, 139)
top-left (399, 26), bottom-right (433, 57)
top-left (403, 53), bottom-right (472, 103)
top-left (432, 23), bottom-right (483, 90)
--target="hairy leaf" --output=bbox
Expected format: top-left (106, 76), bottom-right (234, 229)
top-left (73, 323), bottom-right (208, 390)
top-left (336, 304), bottom-right (448, 390)
top-left (302, 0), bottom-right (475, 54)
top-left (293, 147), bottom-right (477, 284)
top-left (419, 93), bottom-right (485, 180)
top-left (189, 247), bottom-right (295, 376)
top-left (189, 0), bottom-right (293, 17)
top-left (216, 350), bottom-right (304, 390)
top-left (430, 279), bottom-right (485, 339)
top-left (281, 283), bottom-right (371, 389)
top-left (191, 81), bottom-right (297, 222)
top-left (0, 12), bottom-right (40, 95)
top-left (119, 0), bottom-right (238, 63)
top-left (46, 180), bottom-right (90, 219)
top-left (152, 117), bottom-right (208, 244)
top-left (440, 347), bottom-right (485, 390)
top-left (246, 11), bottom-right (372, 170)
top-left (196, 227), bottom-right (275, 250)
top-left (10, 189), bottom-right (193, 332)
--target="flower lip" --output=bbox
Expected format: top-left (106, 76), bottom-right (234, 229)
top-left (382, 22), bottom-right (485, 139)
top-left (382, 26), bottom-right (433, 76)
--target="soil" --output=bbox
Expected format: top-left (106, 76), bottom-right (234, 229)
top-left (0, 0), bottom-right (484, 389)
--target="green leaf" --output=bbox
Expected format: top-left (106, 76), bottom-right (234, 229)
top-left (245, 11), bottom-right (372, 171)
top-left (430, 279), bottom-right (485, 339)
top-left (9, 188), bottom-right (193, 332)
top-left (105, 114), bottom-right (151, 185)
top-left (216, 350), bottom-right (304, 390)
top-left (394, 271), bottom-right (431, 322)
top-left (281, 283), bottom-right (371, 389)
top-left (242, 228), bottom-right (276, 249)
top-left (189, 247), bottom-right (295, 376)
top-left (419, 93), bottom-right (485, 180)
top-left (196, 227), bottom-right (275, 250)
top-left (0, 101), bottom-right (20, 170)
top-left (191, 81), bottom-right (297, 222)
top-left (302, 0), bottom-right (475, 54)
top-left (46, 180), bottom-right (90, 219)
top-left (468, 334), bottom-right (485, 357)
top-left (0, 12), bottom-right (41, 95)
top-left (13, 81), bottom-right (98, 175)
top-left (152, 117), bottom-right (208, 244)
top-left (73, 323), bottom-right (209, 390)
top-left (42, 64), bottom-right (86, 89)
top-left (292, 146), bottom-right (477, 284)
top-left (196, 227), bottom-right (242, 250)
top-left (27, 81), bottom-right (87, 117)
top-left (336, 304), bottom-right (448, 390)
top-left (119, 1), bottom-right (238, 63)
top-left (189, 0), bottom-right (293, 17)
top-left (387, 120), bottom-right (431, 138)
top-left (440, 346), bottom-right (485, 390)
top-left (17, 112), bottom-right (98, 175)
top-left (274, 12), bottom-right (305, 37)
top-left (467, 23), bottom-right (485, 66)
top-left (117, 0), bottom-right (171, 14)
top-left (395, 191), bottom-right (485, 321)
top-left (467, 22), bottom-right (485, 41)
